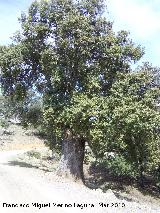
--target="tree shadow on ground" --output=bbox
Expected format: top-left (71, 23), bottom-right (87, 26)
top-left (3, 160), bottom-right (52, 172)
top-left (84, 163), bottom-right (160, 201)
top-left (84, 163), bottom-right (134, 190)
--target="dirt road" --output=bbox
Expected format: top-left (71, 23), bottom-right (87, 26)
top-left (0, 150), bottom-right (73, 213)
top-left (0, 150), bottom-right (121, 213)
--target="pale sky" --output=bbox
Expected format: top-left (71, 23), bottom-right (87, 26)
top-left (0, 0), bottom-right (33, 44)
top-left (0, 0), bottom-right (160, 67)
top-left (107, 0), bottom-right (160, 67)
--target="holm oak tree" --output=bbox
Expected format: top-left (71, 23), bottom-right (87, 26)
top-left (0, 0), bottom-right (145, 182)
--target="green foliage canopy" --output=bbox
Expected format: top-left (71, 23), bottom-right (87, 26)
top-left (0, 0), bottom-right (143, 99)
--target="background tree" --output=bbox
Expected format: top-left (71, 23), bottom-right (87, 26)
top-left (0, 0), bottom-right (148, 182)
top-left (104, 72), bottom-right (160, 185)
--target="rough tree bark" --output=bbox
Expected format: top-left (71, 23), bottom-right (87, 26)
top-left (56, 129), bottom-right (85, 183)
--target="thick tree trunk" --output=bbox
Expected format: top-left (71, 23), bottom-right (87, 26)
top-left (56, 129), bottom-right (85, 183)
